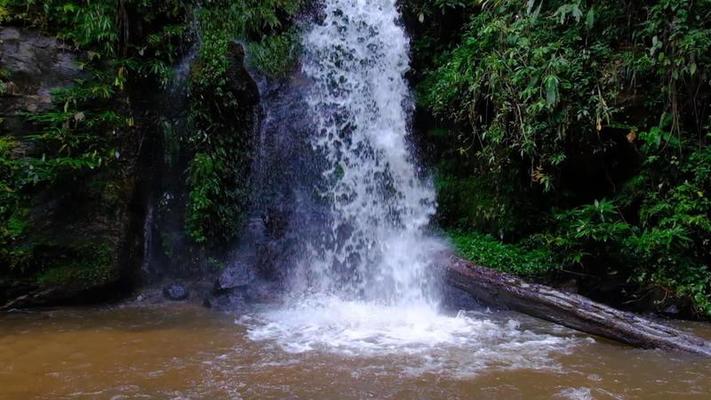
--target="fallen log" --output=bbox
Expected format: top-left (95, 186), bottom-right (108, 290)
top-left (440, 253), bottom-right (711, 356)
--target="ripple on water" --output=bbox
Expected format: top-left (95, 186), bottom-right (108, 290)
top-left (555, 387), bottom-right (593, 400)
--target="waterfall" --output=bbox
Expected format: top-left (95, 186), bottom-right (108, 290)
top-left (294, 0), bottom-right (442, 305)
top-left (246, 0), bottom-right (458, 350)
top-left (245, 0), bottom-right (572, 361)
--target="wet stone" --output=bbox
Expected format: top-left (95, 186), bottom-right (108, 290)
top-left (163, 283), bottom-right (189, 301)
top-left (206, 292), bottom-right (247, 312)
top-left (216, 262), bottom-right (255, 291)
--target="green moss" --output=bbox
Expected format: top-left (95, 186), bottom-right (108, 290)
top-left (160, 231), bottom-right (179, 259)
top-left (35, 244), bottom-right (116, 288)
top-left (449, 230), bottom-right (557, 277)
top-left (5, 210), bottom-right (27, 239)
top-left (0, 4), bottom-right (8, 22)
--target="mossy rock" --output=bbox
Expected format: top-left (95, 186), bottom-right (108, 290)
top-left (35, 243), bottom-right (117, 289)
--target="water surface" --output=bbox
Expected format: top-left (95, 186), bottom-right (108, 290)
top-left (1, 304), bottom-right (709, 399)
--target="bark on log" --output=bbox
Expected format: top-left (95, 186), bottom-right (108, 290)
top-left (441, 253), bottom-right (711, 356)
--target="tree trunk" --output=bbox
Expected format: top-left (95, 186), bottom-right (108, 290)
top-left (440, 253), bottom-right (711, 356)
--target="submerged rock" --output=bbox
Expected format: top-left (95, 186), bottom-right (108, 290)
top-left (205, 273), bottom-right (282, 311)
top-left (663, 304), bottom-right (680, 316)
top-left (163, 283), bottom-right (189, 301)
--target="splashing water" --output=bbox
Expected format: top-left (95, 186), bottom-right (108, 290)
top-left (295, 0), bottom-right (440, 305)
top-left (246, 0), bottom-right (578, 366)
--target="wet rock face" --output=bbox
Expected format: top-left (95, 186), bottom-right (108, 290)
top-left (207, 279), bottom-right (282, 311)
top-left (0, 27), bottom-right (84, 134)
top-left (216, 262), bottom-right (256, 291)
top-left (208, 263), bottom-right (262, 311)
top-left (0, 27), bottom-right (148, 309)
top-left (147, 41), bottom-right (261, 279)
top-left (205, 291), bottom-right (245, 311)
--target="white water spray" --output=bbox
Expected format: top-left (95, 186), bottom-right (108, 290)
top-left (246, 0), bottom-right (578, 367)
top-left (296, 0), bottom-right (441, 305)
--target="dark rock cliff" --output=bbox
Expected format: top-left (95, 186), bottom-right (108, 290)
top-left (146, 42), bottom-right (260, 282)
top-left (0, 28), bottom-right (84, 130)
top-left (0, 27), bottom-right (151, 308)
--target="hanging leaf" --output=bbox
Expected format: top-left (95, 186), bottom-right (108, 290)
top-left (544, 75), bottom-right (559, 107)
top-left (585, 7), bottom-right (595, 29)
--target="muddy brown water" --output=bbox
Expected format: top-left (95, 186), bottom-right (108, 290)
top-left (0, 303), bottom-right (709, 400)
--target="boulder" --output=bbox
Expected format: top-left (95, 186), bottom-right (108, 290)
top-left (244, 281), bottom-right (282, 304)
top-left (162, 283), bottom-right (189, 301)
top-left (205, 291), bottom-right (246, 311)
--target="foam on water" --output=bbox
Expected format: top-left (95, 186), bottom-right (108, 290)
top-left (243, 296), bottom-right (578, 376)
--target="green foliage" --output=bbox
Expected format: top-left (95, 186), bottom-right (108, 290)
top-left (0, 0), bottom-right (306, 293)
top-left (435, 171), bottom-right (530, 238)
top-left (420, 1), bottom-right (610, 190)
top-left (183, 0), bottom-right (305, 247)
top-left (0, 70), bottom-right (126, 273)
top-left (536, 199), bottom-right (633, 266)
top-left (185, 152), bottom-right (246, 245)
top-left (412, 0), bottom-right (711, 316)
top-left (247, 29), bottom-right (301, 78)
top-left (0, 0), bottom-right (189, 281)
top-left (1, 0), bottom-right (118, 54)
top-left (185, 155), bottom-right (218, 240)
top-left (450, 230), bottom-right (557, 276)
top-left (184, 73), bottom-right (253, 247)
top-left (417, 0), bottom-right (710, 190)
top-left (35, 243), bottom-right (115, 288)
top-left (531, 139), bottom-right (711, 316)
top-left (194, 0), bottom-right (305, 81)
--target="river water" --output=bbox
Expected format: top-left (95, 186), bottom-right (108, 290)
top-left (1, 304), bottom-right (710, 400)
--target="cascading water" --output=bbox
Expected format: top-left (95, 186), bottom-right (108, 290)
top-left (293, 0), bottom-right (442, 305)
top-left (245, 0), bottom-right (578, 371)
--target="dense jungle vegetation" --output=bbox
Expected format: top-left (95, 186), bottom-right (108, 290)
top-left (0, 0), bottom-right (304, 302)
top-left (1, 0), bottom-right (710, 318)
top-left (405, 0), bottom-right (711, 317)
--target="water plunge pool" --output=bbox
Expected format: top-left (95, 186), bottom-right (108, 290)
top-left (1, 303), bottom-right (709, 399)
